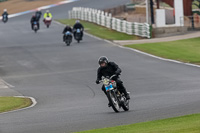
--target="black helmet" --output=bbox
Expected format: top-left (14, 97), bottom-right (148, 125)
top-left (98, 56), bottom-right (108, 65)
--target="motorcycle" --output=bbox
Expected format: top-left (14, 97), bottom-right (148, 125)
top-left (2, 15), bottom-right (8, 23)
top-left (74, 29), bottom-right (82, 43)
top-left (64, 31), bottom-right (72, 46)
top-left (100, 75), bottom-right (129, 113)
top-left (33, 21), bottom-right (39, 33)
top-left (43, 17), bottom-right (52, 28)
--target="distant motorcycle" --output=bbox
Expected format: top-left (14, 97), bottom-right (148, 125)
top-left (74, 29), bottom-right (82, 43)
top-left (33, 21), bottom-right (39, 33)
top-left (43, 17), bottom-right (52, 28)
top-left (64, 31), bottom-right (72, 46)
top-left (2, 15), bottom-right (8, 23)
top-left (99, 75), bottom-right (129, 113)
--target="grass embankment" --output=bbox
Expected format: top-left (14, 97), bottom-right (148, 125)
top-left (76, 113), bottom-right (200, 133)
top-left (0, 97), bottom-right (32, 113)
top-left (126, 37), bottom-right (200, 65)
top-left (57, 19), bottom-right (139, 40)
top-left (0, 0), bottom-right (64, 14)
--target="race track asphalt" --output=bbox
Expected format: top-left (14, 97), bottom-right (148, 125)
top-left (1, 0), bottom-right (200, 133)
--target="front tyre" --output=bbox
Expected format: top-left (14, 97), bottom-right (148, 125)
top-left (66, 41), bottom-right (70, 46)
top-left (65, 36), bottom-right (71, 46)
top-left (107, 91), bottom-right (120, 112)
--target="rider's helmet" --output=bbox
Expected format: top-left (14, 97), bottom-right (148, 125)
top-left (66, 25), bottom-right (70, 28)
top-left (4, 9), bottom-right (7, 12)
top-left (46, 10), bottom-right (49, 13)
top-left (98, 56), bottom-right (108, 67)
top-left (75, 20), bottom-right (80, 23)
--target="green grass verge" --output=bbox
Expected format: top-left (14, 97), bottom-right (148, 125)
top-left (57, 19), bottom-right (139, 40)
top-left (0, 97), bottom-right (32, 113)
top-left (125, 37), bottom-right (200, 64)
top-left (76, 113), bottom-right (200, 133)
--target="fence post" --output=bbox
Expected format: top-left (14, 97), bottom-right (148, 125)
top-left (69, 7), bottom-right (151, 38)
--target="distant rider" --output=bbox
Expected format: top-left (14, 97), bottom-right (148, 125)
top-left (73, 20), bottom-right (84, 39)
top-left (43, 10), bottom-right (52, 22)
top-left (30, 14), bottom-right (39, 30)
top-left (96, 56), bottom-right (130, 106)
top-left (2, 9), bottom-right (9, 22)
top-left (62, 25), bottom-right (73, 42)
top-left (35, 9), bottom-right (42, 21)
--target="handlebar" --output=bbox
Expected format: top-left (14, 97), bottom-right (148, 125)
top-left (99, 74), bottom-right (117, 83)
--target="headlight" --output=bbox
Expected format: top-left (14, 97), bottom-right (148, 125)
top-left (103, 78), bottom-right (110, 85)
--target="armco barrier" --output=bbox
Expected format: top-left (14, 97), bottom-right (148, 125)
top-left (69, 7), bottom-right (151, 38)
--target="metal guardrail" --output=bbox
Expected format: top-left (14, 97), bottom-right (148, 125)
top-left (68, 7), bottom-right (152, 38)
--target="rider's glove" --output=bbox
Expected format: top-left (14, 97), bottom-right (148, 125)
top-left (96, 80), bottom-right (100, 84)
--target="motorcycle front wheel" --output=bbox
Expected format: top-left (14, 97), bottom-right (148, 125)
top-left (66, 41), bottom-right (70, 46)
top-left (107, 91), bottom-right (120, 112)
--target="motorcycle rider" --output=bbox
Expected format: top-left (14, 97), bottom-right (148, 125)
top-left (35, 9), bottom-right (42, 21)
top-left (73, 20), bottom-right (84, 40)
top-left (96, 56), bottom-right (130, 106)
top-left (30, 14), bottom-right (39, 30)
top-left (62, 25), bottom-right (73, 42)
top-left (2, 9), bottom-right (9, 22)
top-left (43, 10), bottom-right (52, 22)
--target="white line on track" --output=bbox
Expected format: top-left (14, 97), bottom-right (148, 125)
top-left (0, 79), bottom-right (15, 88)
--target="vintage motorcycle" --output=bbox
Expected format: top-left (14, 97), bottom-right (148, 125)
top-left (100, 75), bottom-right (129, 112)
top-left (43, 17), bottom-right (52, 28)
top-left (74, 29), bottom-right (82, 43)
top-left (33, 21), bottom-right (39, 33)
top-left (2, 14), bottom-right (8, 23)
top-left (64, 31), bottom-right (72, 46)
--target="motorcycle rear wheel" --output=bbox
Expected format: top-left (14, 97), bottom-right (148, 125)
top-left (121, 97), bottom-right (129, 111)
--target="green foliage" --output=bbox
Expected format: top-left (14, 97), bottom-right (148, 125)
top-left (193, 0), bottom-right (200, 9)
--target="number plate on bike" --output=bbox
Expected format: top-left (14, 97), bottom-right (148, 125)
top-left (105, 84), bottom-right (113, 91)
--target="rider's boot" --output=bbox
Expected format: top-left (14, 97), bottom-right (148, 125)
top-left (118, 83), bottom-right (130, 100)
top-left (120, 88), bottom-right (130, 100)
